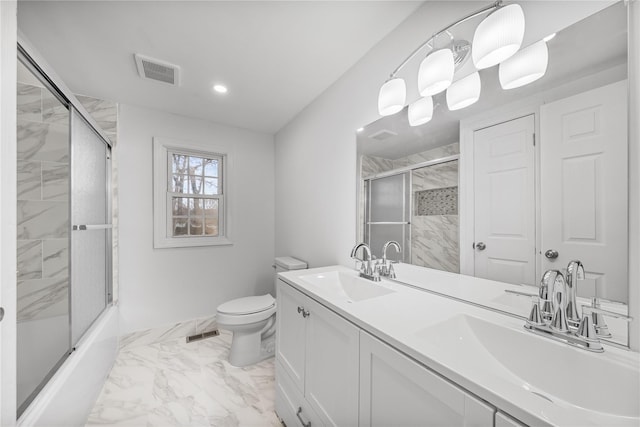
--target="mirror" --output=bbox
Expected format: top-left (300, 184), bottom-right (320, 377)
top-left (356, 2), bottom-right (630, 344)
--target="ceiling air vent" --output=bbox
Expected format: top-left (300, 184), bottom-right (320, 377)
top-left (368, 129), bottom-right (398, 141)
top-left (134, 54), bottom-right (180, 86)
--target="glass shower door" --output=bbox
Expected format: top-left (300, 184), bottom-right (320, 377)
top-left (364, 172), bottom-right (410, 261)
top-left (70, 108), bottom-right (112, 345)
top-left (16, 60), bottom-right (71, 415)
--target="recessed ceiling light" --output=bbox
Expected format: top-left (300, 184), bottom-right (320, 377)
top-left (356, 127), bottom-right (364, 132)
top-left (543, 33), bottom-right (556, 42)
top-left (213, 84), bottom-right (228, 94)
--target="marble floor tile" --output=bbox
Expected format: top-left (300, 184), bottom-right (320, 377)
top-left (87, 331), bottom-right (281, 427)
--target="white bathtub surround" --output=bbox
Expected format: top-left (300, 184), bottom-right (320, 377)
top-left (18, 306), bottom-right (119, 427)
top-left (118, 315), bottom-right (218, 352)
top-left (87, 330), bottom-right (279, 426)
top-left (277, 266), bottom-right (639, 426)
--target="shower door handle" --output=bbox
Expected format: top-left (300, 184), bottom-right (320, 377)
top-left (73, 224), bottom-right (112, 231)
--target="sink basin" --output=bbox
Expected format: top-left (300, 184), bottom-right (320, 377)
top-left (300, 271), bottom-right (395, 302)
top-left (418, 314), bottom-right (639, 418)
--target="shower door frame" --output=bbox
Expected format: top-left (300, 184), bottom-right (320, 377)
top-left (361, 154), bottom-right (460, 265)
top-left (16, 37), bottom-right (114, 417)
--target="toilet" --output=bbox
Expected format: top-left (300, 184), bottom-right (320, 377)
top-left (216, 256), bottom-right (307, 367)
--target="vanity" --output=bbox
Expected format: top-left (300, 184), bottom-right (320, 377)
top-left (274, 265), bottom-right (639, 427)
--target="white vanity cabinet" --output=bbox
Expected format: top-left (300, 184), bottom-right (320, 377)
top-left (275, 279), bottom-right (360, 426)
top-left (359, 331), bottom-right (496, 426)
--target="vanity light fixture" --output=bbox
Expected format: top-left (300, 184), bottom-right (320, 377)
top-left (446, 71), bottom-right (481, 110)
top-left (471, 3), bottom-right (525, 69)
top-left (499, 39), bottom-right (549, 90)
top-left (418, 48), bottom-right (455, 96)
top-left (408, 96), bottom-right (434, 126)
top-left (376, 1), bottom-right (544, 121)
top-left (378, 77), bottom-right (406, 116)
top-left (213, 84), bottom-right (228, 94)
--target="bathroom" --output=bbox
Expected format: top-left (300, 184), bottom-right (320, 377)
top-left (0, 0), bottom-right (638, 426)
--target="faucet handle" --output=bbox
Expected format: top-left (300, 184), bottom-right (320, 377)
top-left (526, 302), bottom-right (545, 327)
top-left (576, 314), bottom-right (600, 342)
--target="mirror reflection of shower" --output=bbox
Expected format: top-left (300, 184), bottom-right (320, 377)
top-left (361, 145), bottom-right (459, 273)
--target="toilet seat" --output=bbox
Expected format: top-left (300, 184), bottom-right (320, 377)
top-left (217, 294), bottom-right (275, 315)
top-left (217, 294), bottom-right (276, 326)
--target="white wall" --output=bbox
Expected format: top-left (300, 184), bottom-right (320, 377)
top-left (274, 1), bottom-right (616, 269)
top-left (117, 105), bottom-right (274, 334)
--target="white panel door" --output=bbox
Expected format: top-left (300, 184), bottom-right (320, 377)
top-left (473, 115), bottom-right (536, 285)
top-left (275, 280), bottom-right (307, 393)
top-left (540, 80), bottom-right (628, 301)
top-left (305, 297), bottom-right (359, 427)
top-left (359, 331), bottom-right (494, 426)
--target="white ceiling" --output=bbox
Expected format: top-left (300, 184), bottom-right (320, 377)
top-left (17, 1), bottom-right (422, 134)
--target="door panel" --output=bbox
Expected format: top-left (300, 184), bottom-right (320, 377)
top-left (473, 115), bottom-right (536, 285)
top-left (275, 280), bottom-right (306, 393)
top-left (365, 172), bottom-right (410, 262)
top-left (70, 108), bottom-right (111, 345)
top-left (540, 80), bottom-right (628, 301)
top-left (305, 298), bottom-right (359, 426)
top-left (359, 331), bottom-right (494, 426)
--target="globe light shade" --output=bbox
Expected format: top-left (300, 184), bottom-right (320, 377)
top-left (446, 72), bottom-right (481, 111)
top-left (378, 78), bottom-right (406, 116)
top-left (472, 4), bottom-right (525, 70)
top-left (408, 96), bottom-right (434, 127)
top-left (418, 49), bottom-right (455, 96)
top-left (499, 40), bottom-right (549, 89)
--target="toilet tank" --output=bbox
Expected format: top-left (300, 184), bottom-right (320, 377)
top-left (273, 256), bottom-right (307, 273)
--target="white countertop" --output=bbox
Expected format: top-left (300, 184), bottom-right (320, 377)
top-left (278, 265), bottom-right (640, 427)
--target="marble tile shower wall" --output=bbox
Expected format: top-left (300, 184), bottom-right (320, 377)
top-left (361, 143), bottom-right (459, 273)
top-left (16, 81), bottom-right (118, 323)
top-left (411, 160), bottom-right (459, 273)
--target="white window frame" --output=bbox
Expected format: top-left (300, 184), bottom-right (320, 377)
top-left (153, 137), bottom-right (232, 248)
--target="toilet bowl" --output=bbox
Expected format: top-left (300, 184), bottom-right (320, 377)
top-left (216, 294), bottom-right (277, 367)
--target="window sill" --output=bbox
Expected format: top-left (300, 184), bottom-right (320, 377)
top-left (153, 236), bottom-right (233, 249)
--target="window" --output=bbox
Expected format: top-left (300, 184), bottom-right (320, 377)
top-left (154, 138), bottom-right (232, 248)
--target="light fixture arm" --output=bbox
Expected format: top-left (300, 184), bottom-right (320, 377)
top-left (389, 0), bottom-right (502, 78)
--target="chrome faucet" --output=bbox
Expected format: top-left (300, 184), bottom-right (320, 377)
top-left (526, 268), bottom-right (602, 352)
top-left (380, 241), bottom-right (401, 278)
top-left (350, 243), bottom-right (380, 282)
top-left (565, 260), bottom-right (584, 326)
top-left (539, 269), bottom-right (569, 332)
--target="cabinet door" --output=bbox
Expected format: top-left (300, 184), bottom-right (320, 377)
top-left (276, 280), bottom-right (307, 393)
top-left (360, 331), bottom-right (494, 426)
top-left (275, 360), bottom-right (321, 427)
top-left (305, 298), bottom-right (360, 426)
top-left (495, 411), bottom-right (527, 427)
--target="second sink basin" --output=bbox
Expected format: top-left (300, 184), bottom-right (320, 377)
top-left (418, 314), bottom-right (639, 419)
top-left (300, 271), bottom-right (395, 302)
